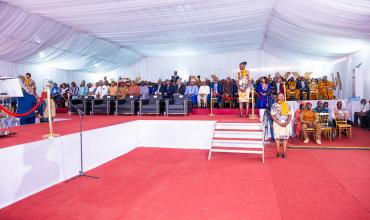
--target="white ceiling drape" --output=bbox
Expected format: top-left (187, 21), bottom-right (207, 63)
top-left (0, 2), bottom-right (143, 71)
top-left (0, 0), bottom-right (369, 73)
top-left (6, 0), bottom-right (370, 62)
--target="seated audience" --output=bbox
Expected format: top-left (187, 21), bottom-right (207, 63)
top-left (79, 81), bottom-right (88, 97)
top-left (319, 76), bottom-right (336, 100)
top-left (221, 77), bottom-right (234, 106)
top-left (108, 81), bottom-right (118, 96)
top-left (139, 81), bottom-right (149, 98)
top-left (209, 77), bottom-right (222, 108)
top-left (185, 79), bottom-right (199, 107)
top-left (69, 82), bottom-right (79, 99)
top-left (294, 102), bottom-right (306, 138)
top-left (332, 101), bottom-right (353, 127)
top-left (297, 76), bottom-right (309, 100)
top-left (174, 79), bottom-right (186, 95)
top-left (128, 81), bottom-right (140, 96)
top-left (117, 82), bottom-right (129, 99)
top-left (300, 102), bottom-right (321, 144)
top-left (354, 99), bottom-right (369, 127)
top-left (286, 76), bottom-right (300, 100)
top-left (313, 101), bottom-right (324, 113)
top-left (198, 80), bottom-right (210, 108)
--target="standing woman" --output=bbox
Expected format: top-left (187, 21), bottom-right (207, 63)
top-left (237, 61), bottom-right (253, 117)
top-left (270, 93), bottom-right (292, 158)
top-left (256, 77), bottom-right (270, 109)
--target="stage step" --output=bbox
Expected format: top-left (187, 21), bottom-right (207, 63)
top-left (209, 122), bottom-right (265, 163)
top-left (215, 122), bottom-right (262, 130)
top-left (214, 129), bottom-right (263, 139)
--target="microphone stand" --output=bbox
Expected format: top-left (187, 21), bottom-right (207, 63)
top-left (65, 102), bottom-right (99, 182)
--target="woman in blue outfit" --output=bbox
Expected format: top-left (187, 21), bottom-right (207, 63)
top-left (256, 77), bottom-right (270, 109)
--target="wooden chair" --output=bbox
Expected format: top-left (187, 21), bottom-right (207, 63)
top-left (319, 113), bottom-right (332, 141)
top-left (335, 118), bottom-right (352, 139)
top-left (309, 91), bottom-right (318, 100)
top-left (301, 92), bottom-right (308, 100)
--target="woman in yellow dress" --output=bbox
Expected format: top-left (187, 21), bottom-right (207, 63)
top-left (237, 62), bottom-right (252, 117)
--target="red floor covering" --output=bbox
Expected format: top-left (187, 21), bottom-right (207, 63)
top-left (0, 147), bottom-right (369, 220)
top-left (0, 114), bottom-right (259, 149)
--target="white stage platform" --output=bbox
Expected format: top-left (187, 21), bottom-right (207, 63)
top-left (0, 120), bottom-right (215, 208)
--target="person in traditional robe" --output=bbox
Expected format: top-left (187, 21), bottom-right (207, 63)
top-left (221, 77), bottom-right (234, 106)
top-left (319, 76), bottom-right (336, 100)
top-left (237, 61), bottom-right (252, 117)
top-left (24, 73), bottom-right (36, 95)
top-left (117, 82), bottom-right (129, 99)
top-left (256, 77), bottom-right (270, 109)
top-left (286, 77), bottom-right (300, 100)
top-left (197, 80), bottom-right (210, 108)
top-left (297, 76), bottom-right (309, 100)
top-left (300, 102), bottom-right (321, 144)
top-left (128, 81), bottom-right (140, 96)
top-left (309, 78), bottom-right (319, 100)
top-left (185, 79), bottom-right (199, 107)
top-left (270, 93), bottom-right (292, 158)
top-left (294, 102), bottom-right (306, 139)
top-left (108, 81), bottom-right (118, 96)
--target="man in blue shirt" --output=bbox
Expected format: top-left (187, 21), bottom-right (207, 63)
top-left (185, 80), bottom-right (199, 107)
top-left (17, 88), bottom-right (43, 125)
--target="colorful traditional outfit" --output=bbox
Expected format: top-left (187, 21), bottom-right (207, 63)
top-left (319, 81), bottom-right (335, 100)
top-left (271, 101), bottom-right (292, 140)
top-left (300, 110), bottom-right (321, 141)
top-left (237, 69), bottom-right (252, 103)
top-left (286, 80), bottom-right (300, 100)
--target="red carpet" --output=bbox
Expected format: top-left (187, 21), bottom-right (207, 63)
top-left (0, 147), bottom-right (369, 220)
top-left (0, 114), bottom-right (259, 149)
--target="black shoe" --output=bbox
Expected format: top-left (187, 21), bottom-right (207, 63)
top-left (282, 153), bottom-right (287, 158)
top-left (276, 152), bottom-right (281, 158)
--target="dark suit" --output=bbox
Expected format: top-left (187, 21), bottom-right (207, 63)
top-left (174, 84), bottom-right (186, 95)
top-left (208, 82), bottom-right (223, 107)
top-left (297, 79), bottom-right (309, 99)
top-left (165, 85), bottom-right (176, 98)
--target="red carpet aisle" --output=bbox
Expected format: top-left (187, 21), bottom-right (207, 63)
top-left (0, 147), bottom-right (369, 220)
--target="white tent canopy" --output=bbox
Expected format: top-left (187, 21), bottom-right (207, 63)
top-left (2, 0), bottom-right (370, 67)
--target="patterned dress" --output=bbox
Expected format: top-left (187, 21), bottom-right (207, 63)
top-left (270, 102), bottom-right (292, 140)
top-left (237, 70), bottom-right (252, 103)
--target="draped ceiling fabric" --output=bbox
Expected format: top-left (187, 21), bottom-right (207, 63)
top-left (0, 2), bottom-right (143, 72)
top-left (5, 0), bottom-right (370, 63)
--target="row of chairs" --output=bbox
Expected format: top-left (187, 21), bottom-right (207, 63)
top-left (303, 113), bottom-right (352, 141)
top-left (68, 94), bottom-right (193, 116)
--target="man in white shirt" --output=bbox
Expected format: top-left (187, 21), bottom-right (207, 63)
top-left (101, 81), bottom-right (109, 97)
top-left (354, 99), bottom-right (369, 127)
top-left (197, 80), bottom-right (210, 108)
top-left (95, 81), bottom-right (103, 98)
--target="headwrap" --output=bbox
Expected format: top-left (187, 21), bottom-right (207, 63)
top-left (278, 100), bottom-right (289, 116)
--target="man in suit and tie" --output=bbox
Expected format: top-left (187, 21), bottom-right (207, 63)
top-left (208, 77), bottom-right (223, 108)
top-left (174, 79), bottom-right (186, 95)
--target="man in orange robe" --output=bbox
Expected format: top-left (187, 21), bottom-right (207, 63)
top-left (319, 76), bottom-right (335, 100)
